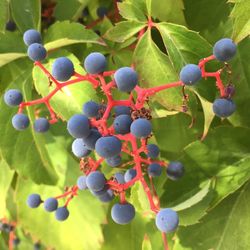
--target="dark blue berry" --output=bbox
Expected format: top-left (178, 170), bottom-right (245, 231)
top-left (82, 129), bottom-right (101, 150)
top-left (27, 43), bottom-right (47, 61)
top-left (33, 118), bottom-right (50, 133)
top-left (147, 144), bottom-right (160, 158)
top-left (114, 172), bottom-right (125, 184)
top-left (67, 114), bottom-right (90, 138)
top-left (155, 208), bottom-right (179, 232)
top-left (130, 118), bottom-right (152, 138)
top-left (111, 203), bottom-right (135, 224)
top-left (83, 101), bottom-right (100, 118)
top-left (27, 194), bottom-right (42, 208)
top-left (72, 139), bottom-right (91, 158)
top-left (96, 6), bottom-right (108, 18)
top-left (5, 21), bottom-right (16, 31)
top-left (95, 136), bottom-right (122, 158)
top-left (86, 171), bottom-right (106, 192)
top-left (55, 207), bottom-right (69, 221)
top-left (12, 113), bottom-right (30, 130)
top-left (213, 38), bottom-right (237, 62)
top-left (44, 197), bottom-right (58, 212)
top-left (106, 155), bottom-right (122, 167)
top-left (166, 161), bottom-right (185, 180)
top-left (124, 169), bottom-right (137, 182)
top-left (4, 89), bottom-right (23, 106)
top-left (77, 176), bottom-right (88, 190)
top-left (23, 29), bottom-right (42, 46)
top-left (52, 57), bottom-right (74, 81)
top-left (113, 114), bottom-right (132, 135)
top-left (99, 189), bottom-right (114, 203)
top-left (212, 98), bottom-right (236, 118)
top-left (114, 67), bottom-right (138, 92)
top-left (148, 163), bottom-right (162, 177)
top-left (114, 106), bottom-right (131, 116)
top-left (84, 52), bottom-right (107, 74)
top-left (180, 64), bottom-right (202, 85)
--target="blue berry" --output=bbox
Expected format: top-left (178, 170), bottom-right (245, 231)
top-left (114, 67), bottom-right (138, 92)
top-left (82, 7), bottom-right (89, 17)
top-left (52, 57), bottom-right (74, 81)
top-left (95, 136), bottom-right (122, 158)
top-left (84, 52), bottom-right (107, 74)
top-left (114, 106), bottom-right (131, 116)
top-left (23, 29), bottom-right (42, 46)
top-left (44, 197), bottom-right (58, 212)
top-left (82, 129), bottom-right (101, 150)
top-left (72, 139), bottom-right (91, 158)
top-left (148, 163), bottom-right (162, 177)
top-left (55, 207), bottom-right (69, 221)
top-left (5, 21), bottom-right (16, 31)
top-left (212, 98), bottom-right (236, 118)
top-left (12, 113), bottom-right (30, 130)
top-left (106, 155), bottom-right (122, 167)
top-left (27, 194), bottom-right (42, 208)
top-left (12, 238), bottom-right (20, 246)
top-left (4, 89), bottom-right (23, 106)
top-left (130, 118), bottom-right (152, 138)
top-left (83, 101), bottom-right (100, 118)
top-left (90, 186), bottom-right (108, 197)
top-left (124, 169), bottom-right (137, 182)
top-left (147, 144), bottom-right (160, 158)
top-left (67, 114), bottom-right (90, 138)
top-left (213, 38), bottom-right (237, 62)
top-left (111, 203), bottom-right (135, 224)
top-left (27, 43), bottom-right (47, 61)
top-left (155, 208), bottom-right (179, 232)
top-left (180, 64), bottom-right (202, 85)
top-left (114, 172), bottom-right (125, 184)
top-left (86, 171), bottom-right (106, 192)
top-left (33, 118), bottom-right (50, 133)
top-left (113, 114), bottom-right (132, 135)
top-left (96, 6), bottom-right (108, 18)
top-left (77, 176), bottom-right (88, 190)
top-left (33, 243), bottom-right (41, 250)
top-left (99, 189), bottom-right (114, 203)
top-left (167, 161), bottom-right (185, 181)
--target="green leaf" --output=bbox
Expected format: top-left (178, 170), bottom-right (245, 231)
top-left (104, 21), bottom-right (146, 43)
top-left (156, 22), bottom-right (212, 72)
top-left (0, 32), bottom-right (26, 67)
top-left (44, 21), bottom-right (105, 51)
top-left (228, 38), bottom-right (250, 128)
top-left (33, 51), bottom-right (98, 120)
top-left (142, 234), bottom-right (153, 250)
top-left (0, 159), bottom-right (14, 217)
top-left (118, 0), bottom-right (147, 22)
top-left (152, 113), bottom-right (201, 159)
top-left (151, 0), bottom-right (186, 25)
top-left (193, 90), bottom-right (215, 140)
top-left (130, 182), bottom-right (152, 214)
top-left (16, 178), bottom-right (106, 250)
top-left (230, 0), bottom-right (250, 43)
top-left (183, 0), bottom-right (232, 43)
top-left (0, 71), bottom-right (58, 184)
top-left (160, 126), bottom-right (250, 214)
top-left (10, 0), bottom-right (41, 33)
top-left (54, 0), bottom-right (89, 21)
top-left (174, 181), bottom-right (250, 250)
top-left (172, 180), bottom-right (213, 226)
top-left (133, 30), bottom-right (182, 111)
top-left (0, 0), bottom-right (8, 33)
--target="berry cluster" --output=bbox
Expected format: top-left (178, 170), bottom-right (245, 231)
top-left (3, 29), bottom-right (237, 249)
top-left (0, 218), bottom-right (42, 250)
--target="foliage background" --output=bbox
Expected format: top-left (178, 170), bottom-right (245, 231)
top-left (0, 0), bottom-right (249, 249)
